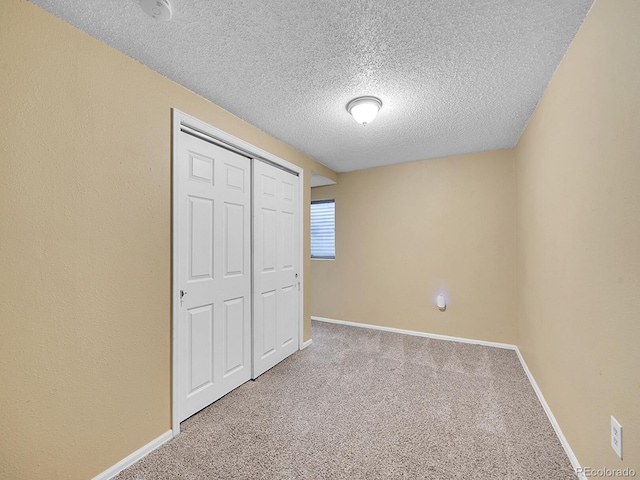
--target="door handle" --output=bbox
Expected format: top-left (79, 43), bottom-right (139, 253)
top-left (180, 290), bottom-right (188, 299)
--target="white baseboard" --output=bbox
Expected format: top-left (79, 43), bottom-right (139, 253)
top-left (301, 338), bottom-right (313, 350)
top-left (311, 316), bottom-right (516, 350)
top-left (92, 430), bottom-right (173, 480)
top-left (311, 315), bottom-right (583, 478)
top-left (514, 348), bottom-right (584, 479)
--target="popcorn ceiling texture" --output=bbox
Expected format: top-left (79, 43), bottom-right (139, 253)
top-left (31, 0), bottom-right (593, 172)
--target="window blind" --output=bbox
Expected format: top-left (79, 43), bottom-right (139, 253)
top-left (310, 200), bottom-right (335, 259)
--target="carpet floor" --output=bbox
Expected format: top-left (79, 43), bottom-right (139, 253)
top-left (117, 320), bottom-right (576, 479)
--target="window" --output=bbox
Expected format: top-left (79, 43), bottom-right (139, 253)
top-left (310, 200), bottom-right (335, 259)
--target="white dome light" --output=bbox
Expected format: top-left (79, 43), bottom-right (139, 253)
top-left (347, 96), bottom-right (382, 125)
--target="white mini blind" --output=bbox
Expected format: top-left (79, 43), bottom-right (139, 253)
top-left (310, 200), bottom-right (335, 259)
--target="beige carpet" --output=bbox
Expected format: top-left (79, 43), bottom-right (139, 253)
top-left (117, 320), bottom-right (576, 479)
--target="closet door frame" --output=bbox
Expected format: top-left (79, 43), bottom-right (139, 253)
top-left (171, 109), bottom-right (304, 436)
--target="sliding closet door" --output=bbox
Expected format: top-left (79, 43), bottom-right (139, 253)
top-left (176, 131), bottom-right (251, 421)
top-left (252, 160), bottom-right (300, 378)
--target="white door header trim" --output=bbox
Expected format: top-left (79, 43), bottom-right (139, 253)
top-left (174, 109), bottom-right (303, 176)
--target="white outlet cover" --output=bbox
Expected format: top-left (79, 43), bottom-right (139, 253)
top-left (611, 416), bottom-right (623, 459)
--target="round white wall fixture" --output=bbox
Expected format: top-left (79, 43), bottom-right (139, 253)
top-left (436, 294), bottom-right (446, 311)
top-left (140, 0), bottom-right (173, 21)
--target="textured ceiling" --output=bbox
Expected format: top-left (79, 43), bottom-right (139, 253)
top-left (30, 0), bottom-right (593, 172)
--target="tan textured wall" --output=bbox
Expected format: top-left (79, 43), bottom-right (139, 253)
top-left (311, 150), bottom-right (517, 344)
top-left (515, 0), bottom-right (640, 473)
top-left (0, 1), bottom-right (335, 478)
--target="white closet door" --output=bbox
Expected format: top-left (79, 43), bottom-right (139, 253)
top-left (177, 132), bottom-right (251, 421)
top-left (252, 160), bottom-right (300, 379)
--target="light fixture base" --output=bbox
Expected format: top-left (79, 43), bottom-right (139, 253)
top-left (140, 0), bottom-right (173, 21)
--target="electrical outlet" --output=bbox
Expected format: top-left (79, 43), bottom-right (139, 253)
top-left (611, 416), bottom-right (623, 459)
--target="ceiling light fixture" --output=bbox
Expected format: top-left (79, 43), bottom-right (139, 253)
top-left (140, 0), bottom-right (173, 21)
top-left (347, 96), bottom-right (382, 125)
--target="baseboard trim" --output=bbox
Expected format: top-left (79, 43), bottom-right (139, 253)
top-left (311, 316), bottom-right (516, 350)
top-left (301, 338), bottom-right (313, 350)
top-left (514, 348), bottom-right (584, 479)
top-left (92, 430), bottom-right (173, 480)
top-left (311, 315), bottom-right (583, 478)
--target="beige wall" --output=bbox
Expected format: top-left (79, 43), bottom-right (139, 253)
top-left (311, 150), bottom-right (517, 344)
top-left (0, 1), bottom-right (335, 478)
top-left (515, 0), bottom-right (639, 473)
